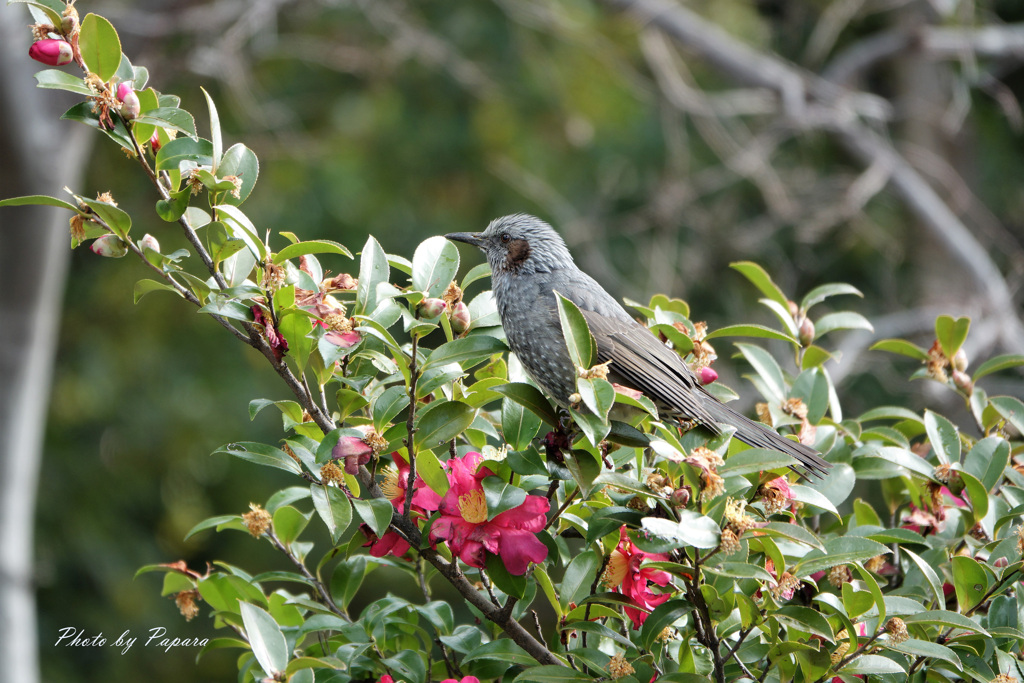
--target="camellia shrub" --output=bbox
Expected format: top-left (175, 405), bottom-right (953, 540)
top-left (7, 2), bottom-right (1024, 682)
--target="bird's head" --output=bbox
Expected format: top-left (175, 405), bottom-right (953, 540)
top-left (445, 214), bottom-right (574, 276)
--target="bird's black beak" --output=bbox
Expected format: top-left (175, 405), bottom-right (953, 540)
top-left (444, 231), bottom-right (486, 249)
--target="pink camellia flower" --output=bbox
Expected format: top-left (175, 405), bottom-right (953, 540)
top-left (29, 39), bottom-right (73, 66)
top-left (440, 677), bottom-right (481, 683)
top-left (252, 306), bottom-right (288, 361)
top-left (698, 367), bottom-right (718, 385)
top-left (318, 320), bottom-right (361, 348)
top-left (430, 451), bottom-right (549, 575)
top-left (380, 676), bottom-right (394, 683)
top-left (602, 526), bottom-right (672, 628)
top-left (362, 454), bottom-right (440, 558)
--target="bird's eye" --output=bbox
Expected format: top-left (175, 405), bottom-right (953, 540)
top-left (500, 233), bottom-right (512, 243)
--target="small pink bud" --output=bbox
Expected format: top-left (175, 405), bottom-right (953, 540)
top-left (952, 369), bottom-right (973, 395)
top-left (952, 348), bottom-right (968, 372)
top-left (787, 300), bottom-right (800, 318)
top-left (450, 301), bottom-right (471, 334)
top-left (994, 556), bottom-right (1009, 569)
top-left (117, 83), bottom-right (140, 120)
top-left (417, 297), bottom-right (447, 319)
top-left (798, 317), bottom-right (815, 346)
top-left (149, 133), bottom-right (162, 153)
top-left (29, 39), bottom-right (73, 67)
top-left (699, 367), bottom-right (718, 385)
top-left (90, 234), bottom-right (128, 258)
top-left (138, 234), bottom-right (160, 253)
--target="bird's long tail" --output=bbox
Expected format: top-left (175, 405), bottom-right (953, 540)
top-left (708, 402), bottom-right (831, 480)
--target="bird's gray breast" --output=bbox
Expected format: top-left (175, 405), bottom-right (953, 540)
top-left (491, 267), bottom-right (630, 405)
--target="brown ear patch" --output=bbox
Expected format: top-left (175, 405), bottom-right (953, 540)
top-left (506, 238), bottom-right (530, 268)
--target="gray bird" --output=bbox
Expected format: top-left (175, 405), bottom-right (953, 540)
top-left (445, 214), bottom-right (830, 479)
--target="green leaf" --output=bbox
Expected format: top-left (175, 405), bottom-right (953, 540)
top-left (79, 14), bottom-right (121, 82)
top-left (271, 506), bottom-right (309, 546)
top-left (278, 313), bottom-right (313, 373)
top-left (734, 343), bottom-right (787, 403)
top-left (201, 87), bottom-right (222, 171)
top-left (355, 235), bottom-right (389, 316)
top-left (350, 497), bottom-right (393, 538)
top-left (464, 639), bottom-right (536, 667)
top-left (860, 445), bottom-right (937, 480)
top-left (485, 552), bottom-right (526, 598)
top-left (577, 377), bottom-right (615, 421)
top-left (415, 448), bottom-right (450, 498)
top-left (215, 204), bottom-right (266, 260)
top-left (423, 335), bottom-right (507, 371)
top-left (274, 240), bottom-right (353, 264)
top-left (964, 436), bottom-right (1010, 491)
top-left (560, 550), bottom-right (600, 609)
top-left (870, 338), bottom-right (929, 361)
top-left (959, 469), bottom-right (989, 524)
top-left (951, 555), bottom-right (989, 612)
top-left (502, 397), bottom-right (543, 451)
top-left (217, 143), bottom-right (259, 205)
top-left (372, 386), bottom-right (409, 432)
top-left (793, 537), bottom-right (888, 577)
top-left (239, 602), bottom-right (289, 679)
top-left (33, 69), bottom-right (93, 95)
top-left (155, 137), bottom-right (213, 171)
top-left (514, 667), bottom-right (594, 683)
top-left (774, 605), bottom-right (835, 641)
top-left (641, 599), bottom-right (693, 651)
top-left (12, 1), bottom-right (64, 26)
top-left (935, 315), bottom-right (970, 359)
top-left (730, 261), bottom-right (788, 307)
top-left (133, 107), bottom-right (198, 138)
top-left (902, 548), bottom-right (944, 608)
top-left (813, 311), bottom-right (874, 337)
top-left (757, 521), bottom-right (824, 550)
top-left (330, 556), bottom-right (367, 610)
top-left (903, 610), bottom-right (988, 636)
top-left (198, 298), bottom-right (253, 323)
top-left (924, 410), bottom-right (960, 465)
top-left (554, 292), bottom-right (594, 369)
top-left (705, 323), bottom-right (798, 345)
top-left (0, 194), bottom-right (80, 212)
top-left (155, 188), bottom-right (190, 222)
top-left (133, 279), bottom-right (181, 303)
top-left (801, 282), bottom-right (863, 311)
top-left (991, 395), bottom-right (1024, 435)
top-left (481, 476), bottom-right (528, 521)
top-left (310, 484), bottom-right (352, 545)
top-left (492, 383), bottom-right (558, 426)
top-left (78, 196), bottom-right (131, 239)
top-left (183, 514), bottom-right (242, 541)
top-left (973, 354), bottom-right (1024, 381)
top-left (886, 638), bottom-right (961, 671)
top-left (642, 511), bottom-right (720, 549)
top-left (412, 236), bottom-right (460, 298)
top-left (461, 262), bottom-right (492, 290)
top-left (414, 400), bottom-right (475, 450)
top-left (213, 441), bottom-right (302, 475)
top-left (840, 654), bottom-right (905, 675)
top-left (570, 408), bottom-right (611, 448)
top-left (720, 448), bottom-right (798, 476)
top-left (787, 483), bottom-right (840, 517)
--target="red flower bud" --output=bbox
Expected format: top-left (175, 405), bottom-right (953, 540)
top-left (90, 234), bottom-right (128, 258)
top-left (670, 486), bottom-right (691, 508)
top-left (417, 297), bottom-right (447, 319)
top-left (149, 132), bottom-right (162, 153)
top-left (699, 367), bottom-right (718, 385)
top-left (29, 39), bottom-right (73, 67)
top-left (450, 301), bottom-right (471, 334)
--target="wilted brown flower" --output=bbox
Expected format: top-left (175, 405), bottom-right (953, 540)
top-left (828, 565), bottom-right (852, 588)
top-left (320, 461), bottom-right (345, 487)
top-left (242, 503), bottom-right (272, 538)
top-left (719, 528), bottom-right (741, 555)
top-left (175, 590), bottom-right (200, 621)
top-left (756, 402), bottom-right (772, 426)
top-left (885, 617), bottom-right (908, 644)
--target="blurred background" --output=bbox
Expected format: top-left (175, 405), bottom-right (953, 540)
top-left (2, 0), bottom-right (1024, 680)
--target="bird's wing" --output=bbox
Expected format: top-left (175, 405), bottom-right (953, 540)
top-left (579, 309), bottom-right (721, 429)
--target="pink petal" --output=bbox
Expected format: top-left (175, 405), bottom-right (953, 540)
top-left (492, 495), bottom-right (550, 531)
top-left (496, 527), bottom-right (549, 575)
